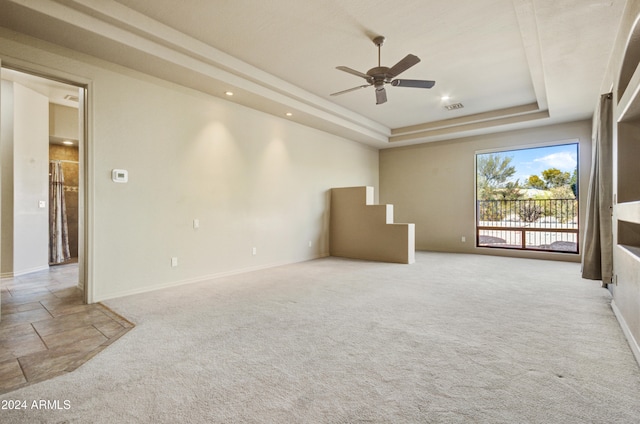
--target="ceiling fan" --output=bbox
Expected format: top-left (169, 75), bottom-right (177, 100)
top-left (330, 36), bottom-right (435, 105)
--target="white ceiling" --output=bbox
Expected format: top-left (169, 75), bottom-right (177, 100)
top-left (1, 68), bottom-right (79, 108)
top-left (0, 0), bottom-right (627, 148)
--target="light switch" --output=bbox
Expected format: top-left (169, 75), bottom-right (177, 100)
top-left (112, 169), bottom-right (128, 183)
top-left (38, 200), bottom-right (46, 208)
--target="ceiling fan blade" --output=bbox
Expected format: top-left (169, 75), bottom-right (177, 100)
top-left (387, 54), bottom-right (421, 77)
top-left (375, 87), bottom-right (387, 105)
top-left (391, 79), bottom-right (436, 89)
top-left (330, 84), bottom-right (370, 96)
top-left (336, 66), bottom-right (370, 80)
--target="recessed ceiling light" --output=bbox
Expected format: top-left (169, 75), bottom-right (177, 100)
top-left (441, 95), bottom-right (450, 101)
top-left (225, 91), bottom-right (234, 96)
top-left (62, 140), bottom-right (74, 145)
top-left (285, 112), bottom-right (293, 117)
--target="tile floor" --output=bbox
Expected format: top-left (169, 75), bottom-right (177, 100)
top-left (0, 262), bottom-right (134, 394)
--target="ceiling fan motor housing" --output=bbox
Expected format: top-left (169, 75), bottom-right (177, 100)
top-left (367, 66), bottom-right (392, 87)
top-left (372, 36), bottom-right (385, 47)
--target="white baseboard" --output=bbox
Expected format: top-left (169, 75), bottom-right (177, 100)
top-left (94, 253), bottom-right (329, 303)
top-left (13, 265), bottom-right (50, 277)
top-left (2, 265), bottom-right (51, 279)
top-left (611, 300), bottom-right (640, 368)
top-left (2, 266), bottom-right (51, 280)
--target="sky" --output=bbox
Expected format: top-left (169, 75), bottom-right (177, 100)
top-left (480, 143), bottom-right (579, 185)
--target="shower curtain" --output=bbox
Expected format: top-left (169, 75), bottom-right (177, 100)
top-left (49, 161), bottom-right (71, 264)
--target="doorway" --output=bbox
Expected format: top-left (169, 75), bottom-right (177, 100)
top-left (0, 66), bottom-right (88, 302)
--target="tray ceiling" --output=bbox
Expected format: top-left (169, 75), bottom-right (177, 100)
top-left (0, 0), bottom-right (626, 148)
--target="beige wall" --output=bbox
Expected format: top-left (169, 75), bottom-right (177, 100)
top-left (379, 120), bottom-right (592, 262)
top-left (49, 103), bottom-right (79, 142)
top-left (330, 186), bottom-right (415, 264)
top-left (0, 79), bottom-right (13, 277)
top-left (601, 0), bottom-right (640, 96)
top-left (0, 30), bottom-right (379, 301)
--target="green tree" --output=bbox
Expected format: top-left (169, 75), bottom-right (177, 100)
top-left (570, 168), bottom-right (578, 197)
top-left (476, 154), bottom-right (517, 200)
top-left (526, 175), bottom-right (546, 190)
top-left (497, 180), bottom-right (523, 200)
top-left (526, 168), bottom-right (573, 191)
top-left (541, 168), bottom-right (571, 188)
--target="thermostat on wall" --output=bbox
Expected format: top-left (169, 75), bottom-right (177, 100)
top-left (112, 169), bottom-right (128, 183)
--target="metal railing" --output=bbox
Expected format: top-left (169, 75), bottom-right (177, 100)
top-left (476, 199), bottom-right (579, 253)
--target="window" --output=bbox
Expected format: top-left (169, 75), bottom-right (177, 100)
top-left (476, 143), bottom-right (579, 253)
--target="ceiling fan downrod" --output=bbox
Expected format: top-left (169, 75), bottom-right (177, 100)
top-left (373, 36), bottom-right (385, 67)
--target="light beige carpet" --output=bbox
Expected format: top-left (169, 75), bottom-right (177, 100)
top-left (1, 252), bottom-right (639, 423)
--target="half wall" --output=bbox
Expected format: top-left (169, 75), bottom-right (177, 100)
top-left (330, 186), bottom-right (415, 264)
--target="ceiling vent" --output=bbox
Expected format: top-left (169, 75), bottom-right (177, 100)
top-left (444, 102), bottom-right (464, 110)
top-left (64, 94), bottom-right (79, 102)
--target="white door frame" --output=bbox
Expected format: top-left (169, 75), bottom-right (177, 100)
top-left (0, 58), bottom-right (94, 304)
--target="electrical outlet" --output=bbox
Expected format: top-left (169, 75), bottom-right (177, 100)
top-left (252, 247), bottom-right (257, 256)
top-left (308, 241), bottom-right (312, 247)
top-left (461, 236), bottom-right (466, 242)
top-left (193, 219), bottom-right (199, 229)
top-left (171, 257), bottom-right (178, 267)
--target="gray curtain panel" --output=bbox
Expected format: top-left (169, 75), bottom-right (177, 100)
top-left (49, 161), bottom-right (71, 264)
top-left (581, 93), bottom-right (613, 284)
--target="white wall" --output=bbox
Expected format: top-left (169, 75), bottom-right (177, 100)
top-left (12, 82), bottom-right (49, 275)
top-left (379, 120), bottom-right (592, 262)
top-left (0, 30), bottom-right (379, 301)
top-left (0, 80), bottom-right (49, 277)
